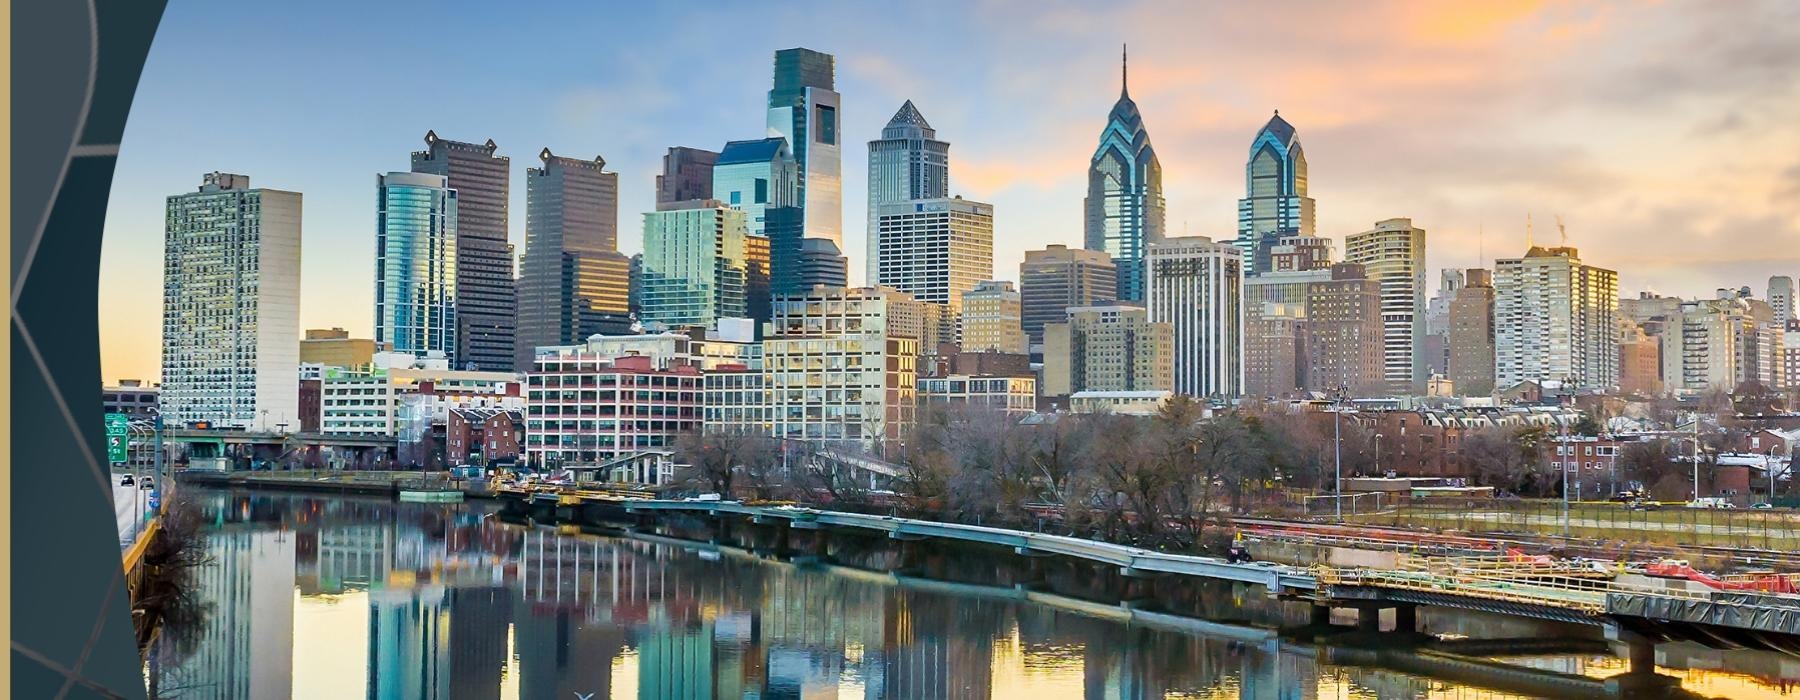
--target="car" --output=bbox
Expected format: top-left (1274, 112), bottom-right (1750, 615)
top-left (1752, 502), bottom-right (1773, 510)
top-left (117, 474), bottom-right (134, 486)
top-left (1627, 500), bottom-right (1662, 511)
top-left (138, 479), bottom-right (155, 490)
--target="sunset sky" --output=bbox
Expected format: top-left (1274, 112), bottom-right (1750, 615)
top-left (99, 0), bottom-right (1800, 382)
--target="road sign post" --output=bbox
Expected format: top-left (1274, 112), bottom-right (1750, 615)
top-left (105, 413), bottom-right (130, 464)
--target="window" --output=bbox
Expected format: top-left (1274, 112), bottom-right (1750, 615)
top-left (815, 105), bottom-right (837, 145)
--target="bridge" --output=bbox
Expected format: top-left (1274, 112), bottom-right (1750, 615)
top-left (156, 429), bottom-right (397, 470)
top-left (490, 493), bottom-right (1800, 685)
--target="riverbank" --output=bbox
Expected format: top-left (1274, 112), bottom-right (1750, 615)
top-left (174, 469), bottom-right (487, 498)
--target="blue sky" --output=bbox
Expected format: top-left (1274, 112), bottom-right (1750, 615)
top-left (101, 0), bottom-right (1800, 380)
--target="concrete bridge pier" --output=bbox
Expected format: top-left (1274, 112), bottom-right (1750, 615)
top-left (1310, 604), bottom-right (1332, 627)
top-left (708, 515), bottom-right (733, 545)
top-left (1602, 627), bottom-right (1677, 695)
top-left (1010, 547), bottom-right (1052, 590)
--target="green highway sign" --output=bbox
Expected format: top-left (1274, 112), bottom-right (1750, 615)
top-left (105, 413), bottom-right (129, 463)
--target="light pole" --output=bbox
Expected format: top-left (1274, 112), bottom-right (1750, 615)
top-left (1374, 434), bottom-right (1384, 477)
top-left (1333, 385), bottom-right (1345, 521)
top-left (1559, 418), bottom-right (1570, 537)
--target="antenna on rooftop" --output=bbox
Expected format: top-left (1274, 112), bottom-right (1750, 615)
top-left (1525, 214), bottom-right (1534, 250)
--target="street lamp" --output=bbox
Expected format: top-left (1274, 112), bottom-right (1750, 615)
top-left (1332, 384), bottom-right (1348, 522)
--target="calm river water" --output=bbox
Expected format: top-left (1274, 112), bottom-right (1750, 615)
top-left (146, 490), bottom-right (1800, 699)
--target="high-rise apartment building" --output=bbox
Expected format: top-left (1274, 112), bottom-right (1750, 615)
top-left (763, 286), bottom-right (919, 452)
top-left (1618, 319), bottom-right (1662, 396)
top-left (1660, 297), bottom-right (1785, 394)
top-left (1447, 268), bottom-right (1496, 396)
top-left (960, 281), bottom-right (1027, 354)
top-left (655, 146), bottom-right (718, 206)
top-left (1144, 237), bottom-right (1242, 398)
top-left (516, 149), bottom-right (630, 367)
top-left (412, 132), bottom-right (515, 370)
top-left (875, 197), bottom-right (994, 339)
top-left (1345, 218), bottom-right (1427, 393)
top-left (1042, 305), bottom-right (1174, 398)
top-left (1770, 275), bottom-right (1795, 325)
top-left (1304, 263), bottom-right (1386, 396)
top-left (639, 200), bottom-right (751, 328)
top-left (867, 100), bottom-right (950, 283)
top-left (375, 172), bottom-right (458, 362)
top-left (1020, 245), bottom-right (1117, 348)
top-left (1084, 48), bottom-right (1164, 302)
top-left (766, 48), bottom-right (842, 247)
top-left (1235, 111), bottom-right (1316, 276)
top-left (1494, 246), bottom-right (1619, 392)
top-left (161, 172), bottom-right (301, 429)
top-left (1243, 265), bottom-right (1332, 398)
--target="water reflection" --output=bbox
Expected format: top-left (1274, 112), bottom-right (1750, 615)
top-left (150, 491), bottom-right (1800, 699)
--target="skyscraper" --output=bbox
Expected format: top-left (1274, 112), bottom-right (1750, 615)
top-left (797, 238), bottom-right (847, 290)
top-left (766, 48), bottom-right (842, 248)
top-left (639, 200), bottom-right (751, 328)
top-left (516, 149), bottom-right (630, 366)
top-left (867, 100), bottom-right (950, 283)
top-left (1494, 246), bottom-right (1619, 392)
top-left (412, 131), bottom-right (515, 370)
top-left (375, 171), bottom-right (458, 361)
top-left (656, 146), bottom-right (718, 206)
top-left (1447, 268), bottom-right (1496, 396)
top-left (1345, 218), bottom-right (1427, 394)
top-left (161, 172), bottom-right (301, 429)
top-left (1145, 236), bottom-right (1243, 398)
top-left (1770, 275), bottom-right (1795, 325)
top-left (1235, 111), bottom-right (1316, 276)
top-left (1084, 46), bottom-right (1165, 302)
top-left (712, 138), bottom-right (797, 236)
top-left (1020, 245), bottom-right (1117, 348)
top-left (875, 197), bottom-right (995, 341)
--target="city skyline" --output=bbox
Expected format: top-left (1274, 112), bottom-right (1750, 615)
top-left (101, 1), bottom-right (1800, 381)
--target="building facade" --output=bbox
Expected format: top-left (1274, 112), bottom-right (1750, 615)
top-left (1304, 263), bottom-right (1386, 396)
top-left (712, 137), bottom-right (797, 237)
top-left (875, 197), bottom-right (994, 338)
top-left (866, 100), bottom-right (950, 283)
top-left (319, 360), bottom-right (520, 437)
top-left (524, 354), bottom-right (702, 470)
top-left (766, 48), bottom-right (842, 248)
top-left (516, 149), bottom-right (630, 368)
top-left (300, 328), bottom-right (386, 369)
top-left (161, 172), bottom-right (302, 429)
top-left (655, 146), bottom-right (718, 206)
top-left (375, 172), bottom-right (457, 362)
top-left (1042, 305), bottom-right (1174, 399)
top-left (1345, 218), bottom-right (1427, 394)
top-left (445, 408), bottom-right (523, 466)
top-left (1020, 245), bottom-right (1117, 348)
top-left (1084, 49), bottom-right (1164, 303)
top-left (1144, 236), bottom-right (1242, 398)
top-left (763, 286), bottom-right (919, 452)
top-left (411, 132), bottom-right (515, 371)
top-left (639, 200), bottom-right (751, 328)
top-left (918, 375), bottom-right (1037, 415)
top-left (1493, 246), bottom-right (1620, 393)
top-left (1235, 112), bottom-right (1317, 276)
top-left (797, 238), bottom-right (847, 290)
top-left (960, 280), bottom-right (1027, 354)
top-left (1770, 275), bottom-right (1795, 326)
top-left (1243, 268), bottom-right (1331, 398)
top-left (1446, 268), bottom-right (1496, 396)
top-left (1618, 319), bottom-right (1662, 396)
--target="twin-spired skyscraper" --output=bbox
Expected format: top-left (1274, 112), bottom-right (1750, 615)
top-left (1084, 47), bottom-right (1165, 303)
top-left (1235, 112), bottom-right (1316, 276)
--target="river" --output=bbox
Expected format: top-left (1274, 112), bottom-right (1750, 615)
top-left (146, 490), bottom-right (1800, 699)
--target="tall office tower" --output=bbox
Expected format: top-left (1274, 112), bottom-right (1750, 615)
top-left (639, 200), bottom-right (751, 328)
top-left (797, 238), bottom-right (847, 289)
top-left (1345, 218), bottom-right (1427, 394)
top-left (961, 280), bottom-right (1027, 354)
top-left (766, 48), bottom-right (842, 247)
top-left (1020, 245), bottom-right (1117, 348)
top-left (1771, 275), bottom-right (1795, 325)
top-left (1447, 268), bottom-right (1496, 396)
top-left (161, 172), bottom-right (301, 429)
top-left (867, 100), bottom-right (950, 283)
top-left (1235, 111), bottom-right (1316, 276)
top-left (375, 172), bottom-right (459, 361)
top-left (1084, 47), bottom-right (1165, 302)
top-left (745, 233), bottom-right (771, 324)
top-left (1494, 246), bottom-right (1620, 392)
top-left (713, 138), bottom-right (797, 235)
top-left (1243, 268), bottom-right (1331, 397)
top-left (1144, 237), bottom-right (1242, 398)
top-left (1304, 263), bottom-right (1387, 397)
top-left (1042, 305), bottom-right (1175, 398)
top-left (412, 131), bottom-right (515, 370)
top-left (517, 149), bottom-right (631, 366)
top-left (656, 146), bottom-right (718, 206)
top-left (1423, 269), bottom-right (1466, 378)
top-left (1618, 319), bottom-right (1662, 396)
top-left (875, 197), bottom-right (995, 339)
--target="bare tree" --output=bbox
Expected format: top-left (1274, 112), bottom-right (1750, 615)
top-left (672, 428), bottom-right (781, 499)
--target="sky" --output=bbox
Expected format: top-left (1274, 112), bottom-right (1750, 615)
top-left (99, 0), bottom-right (1800, 382)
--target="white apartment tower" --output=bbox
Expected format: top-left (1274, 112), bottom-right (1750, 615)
top-left (1344, 218), bottom-right (1427, 393)
top-left (161, 172), bottom-right (302, 429)
top-left (1493, 246), bottom-right (1620, 392)
top-left (1145, 236), bottom-right (1243, 398)
top-left (875, 197), bottom-right (994, 342)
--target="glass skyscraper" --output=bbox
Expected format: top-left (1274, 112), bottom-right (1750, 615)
top-left (766, 48), bottom-right (842, 249)
top-left (640, 201), bottom-right (751, 328)
top-left (1235, 111), bottom-right (1316, 276)
top-left (1084, 47), bottom-right (1164, 303)
top-left (712, 137), bottom-right (797, 237)
top-left (867, 100), bottom-right (950, 283)
top-left (375, 171), bottom-right (458, 362)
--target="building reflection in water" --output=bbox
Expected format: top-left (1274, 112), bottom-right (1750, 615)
top-left (150, 492), bottom-right (1800, 699)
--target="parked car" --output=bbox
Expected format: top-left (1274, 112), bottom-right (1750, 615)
top-left (1752, 502), bottom-right (1774, 510)
top-left (1627, 500), bottom-right (1662, 511)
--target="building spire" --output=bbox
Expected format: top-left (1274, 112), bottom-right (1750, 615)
top-left (1121, 44), bottom-right (1129, 98)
